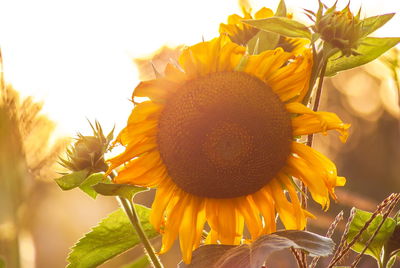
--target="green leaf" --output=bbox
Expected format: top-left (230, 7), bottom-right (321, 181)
top-left (347, 209), bottom-right (396, 261)
top-left (55, 170), bottom-right (89, 190)
top-left (325, 37), bottom-right (400, 76)
top-left (180, 230), bottom-right (334, 268)
top-left (93, 183), bottom-right (149, 200)
top-left (0, 257), bottom-right (5, 268)
top-left (275, 0), bottom-right (287, 17)
top-left (67, 206), bottom-right (159, 268)
top-left (243, 17), bottom-right (311, 40)
top-left (247, 30), bottom-right (280, 54)
top-left (120, 255), bottom-right (150, 268)
top-left (79, 173), bottom-right (107, 199)
top-left (361, 13), bottom-right (395, 38)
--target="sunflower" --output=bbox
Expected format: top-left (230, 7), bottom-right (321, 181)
top-left (219, 6), bottom-right (309, 55)
top-left (108, 36), bottom-right (349, 263)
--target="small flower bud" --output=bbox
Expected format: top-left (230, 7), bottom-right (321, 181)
top-left (59, 121), bottom-right (113, 174)
top-left (312, 1), bottom-right (363, 56)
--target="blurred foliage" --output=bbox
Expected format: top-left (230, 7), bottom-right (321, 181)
top-left (0, 52), bottom-right (68, 267)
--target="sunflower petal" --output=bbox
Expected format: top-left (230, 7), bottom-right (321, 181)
top-left (252, 187), bottom-right (276, 234)
top-left (132, 78), bottom-right (179, 103)
top-left (267, 179), bottom-right (304, 230)
top-left (179, 196), bottom-right (206, 263)
top-left (235, 196), bottom-right (263, 239)
top-left (287, 102), bottom-right (350, 142)
top-left (150, 179), bottom-right (177, 231)
top-left (116, 120), bottom-right (158, 145)
top-left (292, 142), bottom-right (346, 200)
top-left (159, 189), bottom-right (189, 254)
top-left (285, 155), bottom-right (330, 210)
top-left (179, 36), bottom-right (246, 78)
top-left (254, 7), bottom-right (274, 19)
top-left (206, 199), bottom-right (244, 245)
top-left (113, 150), bottom-right (162, 182)
top-left (107, 136), bottom-right (157, 172)
top-left (276, 173), bottom-right (307, 229)
top-left (126, 101), bottom-right (163, 125)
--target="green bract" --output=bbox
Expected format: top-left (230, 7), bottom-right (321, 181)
top-left (59, 120), bottom-right (113, 174)
top-left (312, 2), bottom-right (363, 57)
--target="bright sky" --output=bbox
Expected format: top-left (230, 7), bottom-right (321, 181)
top-left (1, 0), bottom-right (399, 138)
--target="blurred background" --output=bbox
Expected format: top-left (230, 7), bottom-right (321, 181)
top-left (0, 0), bottom-right (399, 267)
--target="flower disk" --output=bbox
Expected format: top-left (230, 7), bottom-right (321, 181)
top-left (157, 71), bottom-right (292, 198)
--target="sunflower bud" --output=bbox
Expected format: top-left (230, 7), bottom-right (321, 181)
top-left (312, 1), bottom-right (363, 56)
top-left (60, 121), bottom-right (113, 174)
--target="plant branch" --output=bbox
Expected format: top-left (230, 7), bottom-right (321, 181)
top-left (328, 194), bottom-right (400, 267)
top-left (351, 194), bottom-right (400, 268)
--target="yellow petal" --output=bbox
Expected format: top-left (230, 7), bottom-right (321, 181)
top-left (205, 198), bottom-right (244, 245)
top-left (159, 189), bottom-right (189, 254)
top-left (285, 155), bottom-right (330, 210)
top-left (268, 52), bottom-right (312, 102)
top-left (205, 229), bottom-right (219, 244)
top-left (292, 142), bottom-right (346, 200)
top-left (235, 195), bottom-right (263, 239)
top-left (116, 120), bottom-right (158, 145)
top-left (179, 36), bottom-right (245, 78)
top-left (266, 179), bottom-right (303, 230)
top-left (287, 102), bottom-right (350, 142)
top-left (150, 179), bottom-right (177, 231)
top-left (254, 7), bottom-right (274, 19)
top-left (244, 48), bottom-right (292, 81)
top-left (164, 63), bottom-right (186, 83)
top-left (126, 101), bottom-right (163, 125)
top-left (276, 173), bottom-right (307, 229)
top-left (115, 164), bottom-right (167, 187)
top-left (114, 150), bottom-right (162, 182)
top-left (179, 196), bottom-right (206, 264)
top-left (107, 136), bottom-right (157, 172)
top-left (252, 187), bottom-right (276, 234)
top-left (132, 78), bottom-right (179, 103)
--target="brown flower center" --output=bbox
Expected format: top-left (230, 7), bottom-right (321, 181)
top-left (157, 71), bottom-right (292, 198)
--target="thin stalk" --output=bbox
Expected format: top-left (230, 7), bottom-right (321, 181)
top-left (118, 197), bottom-right (163, 268)
top-left (297, 56), bottom-right (328, 268)
top-left (307, 59), bottom-right (328, 147)
top-left (109, 172), bottom-right (163, 268)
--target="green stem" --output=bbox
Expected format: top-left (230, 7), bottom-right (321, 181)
top-left (118, 197), bottom-right (163, 268)
top-left (307, 59), bottom-right (328, 147)
top-left (109, 172), bottom-right (163, 268)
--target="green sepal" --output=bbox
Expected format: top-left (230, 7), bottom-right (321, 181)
top-left (67, 206), bottom-right (159, 268)
top-left (360, 13), bottom-right (395, 38)
top-left (120, 255), bottom-right (150, 268)
top-left (275, 0), bottom-right (287, 17)
top-left (79, 173), bottom-right (107, 199)
top-left (325, 37), bottom-right (400, 76)
top-left (243, 17), bottom-right (311, 40)
top-left (247, 30), bottom-right (280, 54)
top-left (55, 169), bottom-right (89, 190)
top-left (347, 208), bottom-right (396, 261)
top-left (93, 182), bottom-right (149, 200)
